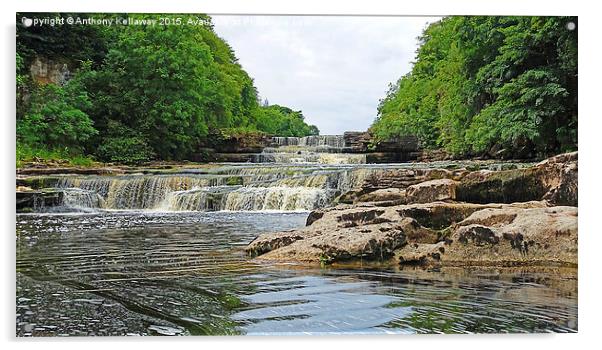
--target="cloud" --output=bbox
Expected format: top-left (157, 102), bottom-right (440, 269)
top-left (212, 15), bottom-right (441, 134)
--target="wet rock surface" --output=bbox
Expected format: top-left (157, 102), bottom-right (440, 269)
top-left (16, 189), bottom-right (64, 213)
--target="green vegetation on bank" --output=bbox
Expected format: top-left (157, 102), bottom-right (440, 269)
top-left (16, 13), bottom-right (318, 166)
top-left (371, 16), bottom-right (577, 157)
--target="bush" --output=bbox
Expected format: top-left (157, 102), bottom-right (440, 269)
top-left (16, 71), bottom-right (97, 152)
top-left (96, 136), bottom-right (155, 164)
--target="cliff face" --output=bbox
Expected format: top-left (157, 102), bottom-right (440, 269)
top-left (29, 57), bottom-right (72, 86)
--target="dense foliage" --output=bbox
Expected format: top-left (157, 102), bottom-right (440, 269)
top-left (371, 16), bottom-right (577, 157)
top-left (255, 105), bottom-right (320, 137)
top-left (16, 13), bottom-right (318, 164)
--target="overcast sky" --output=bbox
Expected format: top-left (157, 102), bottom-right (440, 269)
top-left (212, 15), bottom-right (441, 135)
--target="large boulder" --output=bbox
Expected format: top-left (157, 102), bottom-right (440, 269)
top-left (255, 222), bottom-right (407, 263)
top-left (406, 179), bottom-right (458, 203)
top-left (359, 168), bottom-right (456, 193)
top-left (536, 152), bottom-right (578, 206)
top-left (356, 188), bottom-right (406, 204)
top-left (396, 206), bottom-right (577, 267)
top-left (245, 201), bottom-right (541, 264)
top-left (456, 152), bottom-right (577, 206)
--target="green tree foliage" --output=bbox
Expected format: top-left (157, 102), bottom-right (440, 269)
top-left (16, 12), bottom-right (110, 67)
top-left (16, 13), bottom-right (318, 164)
top-left (255, 105), bottom-right (319, 137)
top-left (16, 68), bottom-right (97, 152)
top-left (371, 16), bottom-right (577, 157)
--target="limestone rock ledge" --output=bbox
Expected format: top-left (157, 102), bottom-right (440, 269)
top-left (245, 200), bottom-right (578, 266)
top-left (395, 206), bottom-right (577, 267)
top-left (245, 152), bottom-right (578, 267)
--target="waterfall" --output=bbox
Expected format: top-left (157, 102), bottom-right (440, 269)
top-left (298, 135), bottom-right (345, 148)
top-left (30, 163), bottom-right (378, 212)
top-left (161, 185), bottom-right (331, 212)
top-left (256, 135), bottom-right (364, 164)
top-left (161, 187), bottom-right (232, 211)
top-left (223, 186), bottom-right (330, 211)
top-left (271, 135), bottom-right (345, 148)
top-left (271, 137), bottom-right (300, 146)
top-left (62, 188), bottom-right (104, 209)
top-left (254, 152), bottom-right (365, 164)
top-left (56, 175), bottom-right (234, 209)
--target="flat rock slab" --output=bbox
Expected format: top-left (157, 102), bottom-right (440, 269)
top-left (396, 206), bottom-right (577, 267)
top-left (406, 179), bottom-right (458, 203)
top-left (246, 201), bottom-right (550, 265)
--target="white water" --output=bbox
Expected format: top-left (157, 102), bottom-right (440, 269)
top-left (271, 135), bottom-right (345, 148)
top-left (51, 166), bottom-right (375, 212)
top-left (259, 135), bottom-right (364, 164)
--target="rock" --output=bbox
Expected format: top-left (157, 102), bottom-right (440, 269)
top-left (397, 217), bottom-right (439, 244)
top-left (399, 206), bottom-right (578, 267)
top-left (356, 188), bottom-right (406, 204)
top-left (335, 189), bottom-right (361, 204)
top-left (373, 135), bottom-right (419, 153)
top-left (416, 149), bottom-right (451, 162)
top-left (394, 242), bottom-right (445, 265)
top-left (30, 56), bottom-right (72, 86)
top-left (190, 148), bottom-right (217, 162)
top-left (16, 176), bottom-right (62, 189)
top-left (245, 152), bottom-right (578, 267)
top-left (245, 201), bottom-right (540, 264)
top-left (214, 153), bottom-right (257, 162)
top-left (246, 204), bottom-right (404, 262)
top-left (396, 201), bottom-right (530, 230)
top-left (365, 152), bottom-right (417, 163)
top-left (17, 167), bottom-right (124, 176)
top-left (343, 131), bottom-right (371, 153)
top-left (356, 168), bottom-right (457, 194)
top-left (405, 179), bottom-right (458, 203)
top-left (246, 231), bottom-right (309, 257)
top-left (16, 189), bottom-right (64, 212)
top-left (456, 152), bottom-right (577, 205)
top-left (456, 167), bottom-right (546, 204)
top-left (537, 152), bottom-right (578, 206)
top-left (257, 223), bottom-right (406, 263)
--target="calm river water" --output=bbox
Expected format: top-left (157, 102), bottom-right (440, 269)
top-left (16, 210), bottom-right (577, 336)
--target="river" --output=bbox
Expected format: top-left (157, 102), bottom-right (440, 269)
top-left (15, 137), bottom-right (578, 336)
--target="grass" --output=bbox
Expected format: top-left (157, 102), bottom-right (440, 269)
top-left (16, 144), bottom-right (97, 168)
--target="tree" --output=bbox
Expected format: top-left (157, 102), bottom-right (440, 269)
top-left (16, 13), bottom-right (320, 164)
top-left (16, 66), bottom-right (97, 153)
top-left (371, 16), bottom-right (577, 157)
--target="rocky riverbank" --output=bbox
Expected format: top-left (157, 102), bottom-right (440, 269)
top-left (246, 152), bottom-right (578, 267)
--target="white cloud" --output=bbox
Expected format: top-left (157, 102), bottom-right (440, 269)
top-left (212, 15), bottom-right (441, 134)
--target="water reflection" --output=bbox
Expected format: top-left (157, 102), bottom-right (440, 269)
top-left (233, 275), bottom-right (412, 335)
top-left (16, 211), bottom-right (577, 336)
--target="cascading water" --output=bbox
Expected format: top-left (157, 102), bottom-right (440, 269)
top-left (258, 135), bottom-right (365, 164)
top-left (298, 135), bottom-right (345, 148)
top-left (56, 175), bottom-right (234, 209)
top-left (61, 188), bottom-right (105, 209)
top-left (43, 165), bottom-right (375, 212)
top-left (223, 186), bottom-right (330, 211)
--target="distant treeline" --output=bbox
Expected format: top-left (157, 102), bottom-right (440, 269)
top-left (16, 13), bottom-right (319, 164)
top-left (371, 16), bottom-right (577, 157)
